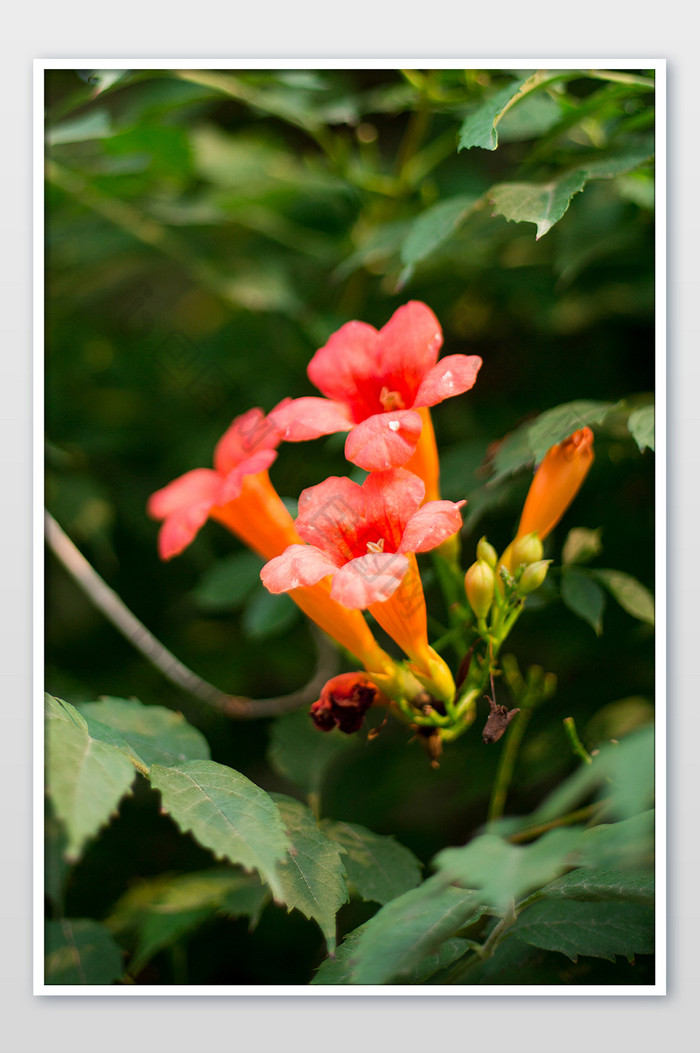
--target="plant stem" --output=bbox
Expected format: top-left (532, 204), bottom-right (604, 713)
top-left (487, 707), bottom-right (533, 822)
top-left (563, 716), bottom-right (593, 765)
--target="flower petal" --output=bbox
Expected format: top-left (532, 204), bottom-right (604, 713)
top-left (269, 396), bottom-right (354, 441)
top-left (361, 469), bottom-right (425, 549)
top-left (414, 354), bottom-right (483, 408)
top-left (399, 500), bottom-right (466, 554)
top-left (261, 544), bottom-right (341, 593)
top-left (330, 553), bottom-right (409, 609)
top-left (157, 504), bottom-right (213, 560)
top-left (147, 468), bottom-right (222, 521)
top-left (295, 476), bottom-right (366, 560)
top-left (375, 301), bottom-right (443, 385)
top-left (213, 408), bottom-right (281, 475)
top-left (307, 320), bottom-right (379, 403)
top-left (218, 450), bottom-right (278, 503)
top-left (344, 410), bottom-right (423, 471)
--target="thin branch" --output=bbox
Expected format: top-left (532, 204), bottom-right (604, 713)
top-left (45, 510), bottom-right (338, 718)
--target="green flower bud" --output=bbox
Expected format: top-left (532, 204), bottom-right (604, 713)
top-left (519, 559), bottom-right (551, 595)
top-left (511, 532), bottom-right (544, 569)
top-left (476, 536), bottom-right (497, 568)
top-left (465, 559), bottom-right (495, 618)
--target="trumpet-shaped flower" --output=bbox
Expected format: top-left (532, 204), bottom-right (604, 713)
top-left (270, 301), bottom-right (482, 475)
top-left (148, 407), bottom-right (393, 675)
top-left (261, 468), bottom-right (464, 700)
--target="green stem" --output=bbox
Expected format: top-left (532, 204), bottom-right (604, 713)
top-left (487, 707), bottom-right (533, 822)
top-left (563, 716), bottom-right (593, 765)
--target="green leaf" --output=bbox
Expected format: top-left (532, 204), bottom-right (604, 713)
top-left (511, 898), bottom-right (654, 962)
top-left (45, 919), bottom-right (125, 985)
top-left (148, 761), bottom-right (290, 901)
top-left (78, 697), bottom-right (210, 770)
top-left (268, 710), bottom-right (359, 802)
top-left (528, 400), bottom-right (617, 463)
top-left (191, 551), bottom-right (264, 611)
top-left (627, 404), bottom-right (655, 452)
top-left (594, 569), bottom-right (655, 626)
top-left (488, 400), bottom-right (616, 482)
top-left (489, 170), bottom-right (588, 239)
top-left (579, 811), bottom-right (655, 872)
top-left (523, 726), bottom-right (654, 827)
top-left (108, 868), bottom-right (269, 974)
top-left (45, 694), bottom-right (137, 861)
top-left (458, 77), bottom-right (529, 151)
top-left (321, 820), bottom-right (422, 905)
top-left (399, 194), bottom-right (480, 277)
top-left (541, 866), bottom-right (654, 904)
top-left (47, 109), bottom-right (113, 146)
top-left (312, 922), bottom-right (469, 986)
top-left (496, 91), bottom-right (564, 142)
top-left (271, 794), bottom-right (348, 951)
top-left (562, 527), bottom-right (603, 565)
top-left (434, 828), bottom-right (584, 912)
top-left (561, 566), bottom-right (607, 635)
top-left (321, 876), bottom-right (483, 984)
top-left (241, 587), bottom-right (301, 640)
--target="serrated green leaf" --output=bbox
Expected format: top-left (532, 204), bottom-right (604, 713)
top-left (272, 794), bottom-right (348, 951)
top-left (45, 919), bottom-right (125, 985)
top-left (627, 405), bottom-right (655, 452)
top-left (458, 77), bottom-right (529, 151)
top-left (541, 866), bottom-right (654, 904)
top-left (268, 710), bottom-right (358, 802)
top-left (488, 401), bottom-right (616, 483)
top-left (320, 875), bottom-right (483, 984)
top-left (312, 922), bottom-right (469, 986)
top-left (321, 820), bottom-right (422, 905)
top-left (108, 868), bottom-right (269, 974)
top-left (562, 527), bottom-right (603, 565)
top-left (399, 194), bottom-right (480, 276)
top-left (45, 694), bottom-right (137, 861)
top-left (191, 550), bottom-right (264, 610)
top-left (241, 586), bottom-right (300, 640)
top-left (512, 898), bottom-right (654, 962)
top-left (561, 566), bottom-right (606, 635)
top-left (78, 697), bottom-right (210, 770)
top-left (148, 761), bottom-right (290, 901)
top-left (528, 400), bottom-right (617, 463)
top-left (489, 170), bottom-right (587, 239)
top-left (594, 569), bottom-right (654, 626)
top-left (434, 828), bottom-right (584, 912)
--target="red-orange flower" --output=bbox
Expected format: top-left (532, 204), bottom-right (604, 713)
top-left (148, 407), bottom-right (394, 675)
top-left (270, 302), bottom-right (482, 476)
top-left (261, 469), bottom-right (463, 700)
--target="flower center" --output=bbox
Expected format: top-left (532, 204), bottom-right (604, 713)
top-left (379, 386), bottom-right (406, 412)
top-left (366, 538), bottom-right (385, 554)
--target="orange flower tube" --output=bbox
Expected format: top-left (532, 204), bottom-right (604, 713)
top-left (148, 408), bottom-right (393, 677)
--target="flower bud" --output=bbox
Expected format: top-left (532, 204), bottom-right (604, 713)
top-left (517, 428), bottom-right (594, 541)
top-left (465, 559), bottom-right (495, 618)
top-left (476, 536), bottom-right (498, 568)
top-left (519, 559), bottom-right (551, 595)
top-left (511, 532), bottom-right (544, 569)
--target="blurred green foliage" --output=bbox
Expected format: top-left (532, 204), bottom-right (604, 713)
top-left (44, 67), bottom-right (655, 986)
